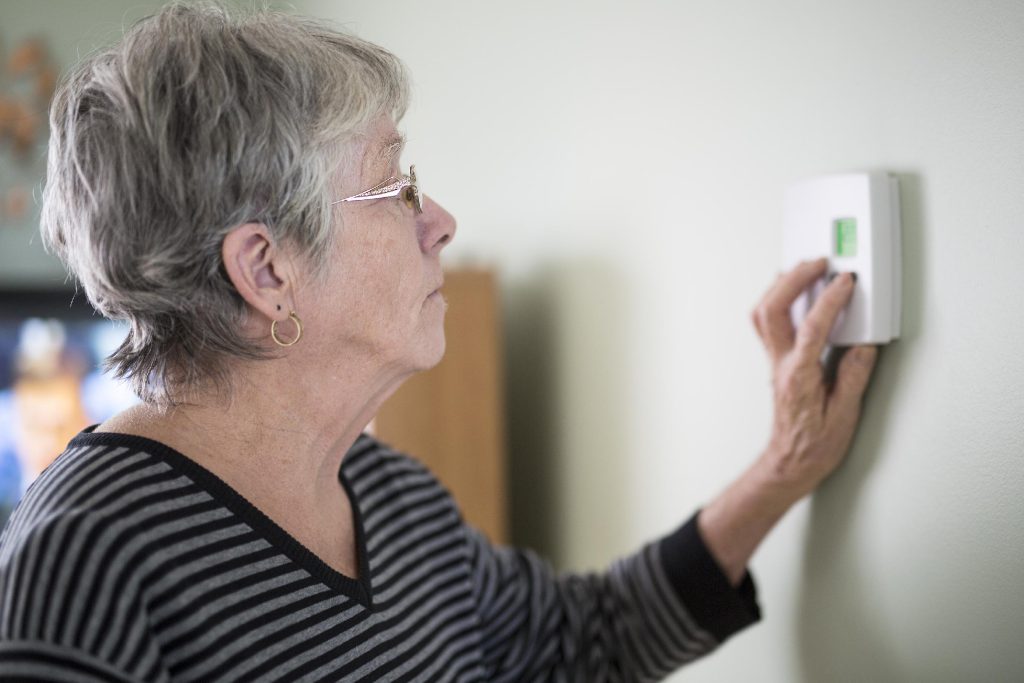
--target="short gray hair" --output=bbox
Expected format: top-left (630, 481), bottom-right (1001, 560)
top-left (41, 1), bottom-right (409, 406)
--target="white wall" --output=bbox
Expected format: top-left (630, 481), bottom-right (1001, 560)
top-left (303, 1), bottom-right (1024, 680)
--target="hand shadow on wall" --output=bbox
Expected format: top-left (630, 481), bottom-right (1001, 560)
top-left (796, 172), bottom-right (925, 682)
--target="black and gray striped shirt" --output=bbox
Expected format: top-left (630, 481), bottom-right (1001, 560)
top-left (0, 429), bottom-right (759, 682)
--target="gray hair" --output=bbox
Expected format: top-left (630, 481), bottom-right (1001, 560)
top-left (40, 1), bottom-right (409, 406)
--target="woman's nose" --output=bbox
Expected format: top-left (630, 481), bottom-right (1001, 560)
top-left (419, 195), bottom-right (457, 254)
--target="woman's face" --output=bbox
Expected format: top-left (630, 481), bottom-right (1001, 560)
top-left (301, 117), bottom-right (456, 379)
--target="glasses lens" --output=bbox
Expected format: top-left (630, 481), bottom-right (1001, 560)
top-left (402, 186), bottom-right (416, 209)
top-left (409, 165), bottom-right (423, 214)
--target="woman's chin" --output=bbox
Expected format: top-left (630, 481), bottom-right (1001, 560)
top-left (417, 335), bottom-right (447, 372)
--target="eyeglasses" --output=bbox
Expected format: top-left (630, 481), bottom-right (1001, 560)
top-left (331, 164), bottom-right (423, 214)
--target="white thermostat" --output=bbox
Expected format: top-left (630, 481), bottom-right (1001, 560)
top-left (782, 171), bottom-right (902, 345)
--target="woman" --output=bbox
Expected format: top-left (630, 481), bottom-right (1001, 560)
top-left (0, 3), bottom-right (877, 681)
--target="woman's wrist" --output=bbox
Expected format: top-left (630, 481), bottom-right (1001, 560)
top-left (697, 453), bottom-right (800, 585)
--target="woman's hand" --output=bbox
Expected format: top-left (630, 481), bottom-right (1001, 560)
top-left (750, 258), bottom-right (879, 502)
top-left (697, 259), bottom-right (879, 585)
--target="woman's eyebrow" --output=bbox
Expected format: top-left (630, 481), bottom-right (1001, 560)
top-left (378, 134), bottom-right (407, 166)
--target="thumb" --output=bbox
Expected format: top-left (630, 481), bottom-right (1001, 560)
top-left (830, 345), bottom-right (879, 418)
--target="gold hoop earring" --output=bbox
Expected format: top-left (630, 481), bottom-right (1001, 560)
top-left (271, 311), bottom-right (303, 347)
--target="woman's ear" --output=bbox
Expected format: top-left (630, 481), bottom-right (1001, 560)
top-left (221, 223), bottom-right (295, 320)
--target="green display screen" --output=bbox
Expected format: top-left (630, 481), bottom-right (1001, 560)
top-left (835, 217), bottom-right (857, 257)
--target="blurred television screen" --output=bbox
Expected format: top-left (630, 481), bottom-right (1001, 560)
top-left (0, 290), bottom-right (137, 526)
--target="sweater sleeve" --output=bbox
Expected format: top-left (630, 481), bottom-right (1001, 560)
top-left (465, 510), bottom-right (760, 682)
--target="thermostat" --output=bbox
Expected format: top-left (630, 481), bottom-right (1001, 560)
top-left (782, 172), bottom-right (902, 345)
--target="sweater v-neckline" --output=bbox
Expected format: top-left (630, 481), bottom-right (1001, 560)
top-left (71, 427), bottom-right (375, 608)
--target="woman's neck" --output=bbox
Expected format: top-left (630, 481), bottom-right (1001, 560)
top-left (95, 357), bottom-right (407, 514)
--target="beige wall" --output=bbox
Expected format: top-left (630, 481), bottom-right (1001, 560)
top-left (302, 1), bottom-right (1024, 681)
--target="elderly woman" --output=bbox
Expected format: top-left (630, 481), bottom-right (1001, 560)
top-left (0, 3), bottom-right (877, 682)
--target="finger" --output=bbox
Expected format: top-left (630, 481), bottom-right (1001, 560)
top-left (828, 344), bottom-right (878, 421)
top-left (753, 258), bottom-right (828, 360)
top-left (795, 271), bottom-right (856, 362)
top-left (751, 273), bottom-right (782, 341)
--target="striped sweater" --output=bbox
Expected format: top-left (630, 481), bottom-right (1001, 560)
top-left (0, 428), bottom-right (759, 682)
